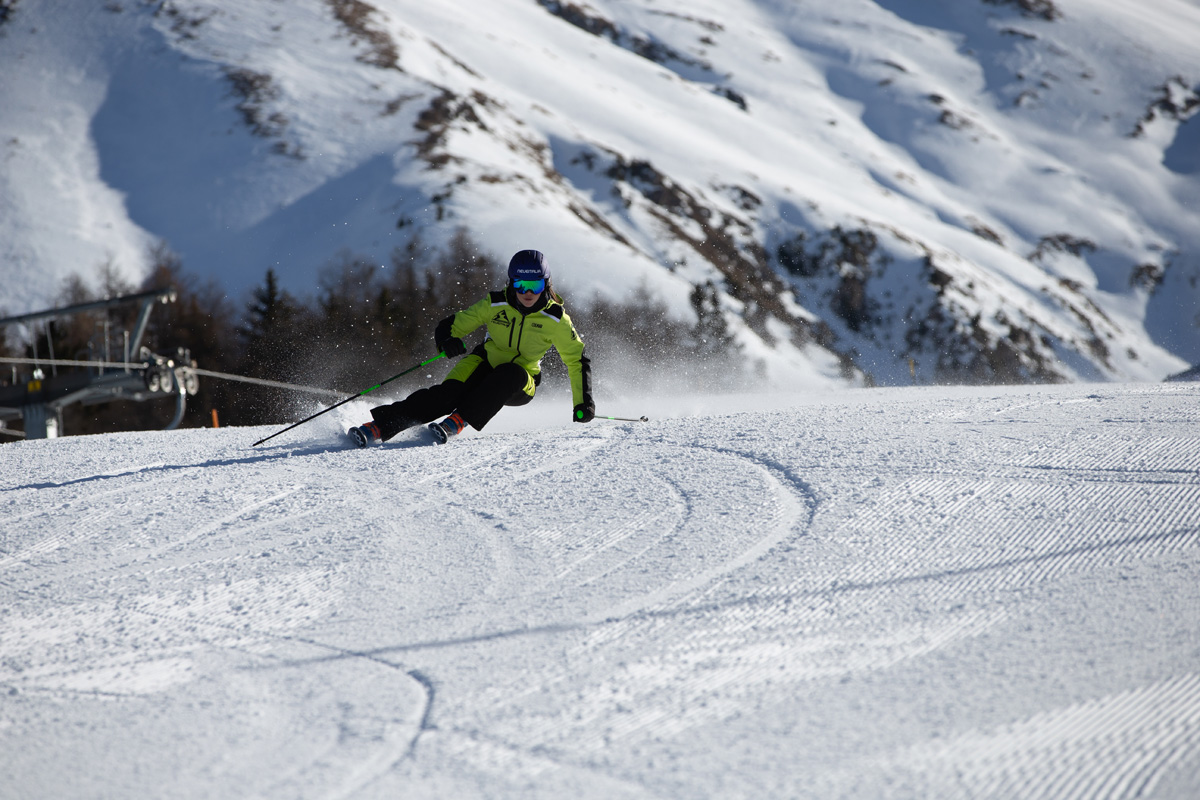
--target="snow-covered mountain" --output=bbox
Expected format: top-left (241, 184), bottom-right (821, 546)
top-left (4, 382), bottom-right (1200, 797)
top-left (2, 0), bottom-right (1199, 386)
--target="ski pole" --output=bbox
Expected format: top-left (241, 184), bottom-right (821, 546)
top-left (251, 352), bottom-right (447, 447)
top-left (596, 414), bottom-right (649, 422)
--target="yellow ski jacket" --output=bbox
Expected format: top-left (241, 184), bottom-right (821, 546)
top-left (439, 290), bottom-right (592, 406)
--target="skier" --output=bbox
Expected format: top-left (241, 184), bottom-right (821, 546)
top-left (348, 249), bottom-right (594, 446)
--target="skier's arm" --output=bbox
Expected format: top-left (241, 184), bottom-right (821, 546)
top-left (554, 313), bottom-right (593, 412)
top-left (437, 295), bottom-right (492, 356)
top-left (435, 315), bottom-right (466, 357)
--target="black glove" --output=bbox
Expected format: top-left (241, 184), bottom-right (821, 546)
top-left (573, 399), bottom-right (595, 423)
top-left (439, 337), bottom-right (466, 358)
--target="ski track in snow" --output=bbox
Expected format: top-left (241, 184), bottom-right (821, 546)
top-left (2, 384), bottom-right (1200, 798)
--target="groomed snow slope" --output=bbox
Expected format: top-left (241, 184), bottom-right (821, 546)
top-left (3, 383), bottom-right (1200, 798)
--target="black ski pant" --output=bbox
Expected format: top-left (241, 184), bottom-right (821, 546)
top-left (369, 360), bottom-right (533, 441)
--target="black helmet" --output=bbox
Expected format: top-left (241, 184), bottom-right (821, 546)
top-left (507, 250), bottom-right (549, 283)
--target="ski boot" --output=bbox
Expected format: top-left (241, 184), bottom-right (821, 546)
top-left (427, 412), bottom-right (467, 445)
top-left (349, 421), bottom-right (382, 448)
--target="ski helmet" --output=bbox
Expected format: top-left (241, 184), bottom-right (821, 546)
top-left (507, 250), bottom-right (550, 283)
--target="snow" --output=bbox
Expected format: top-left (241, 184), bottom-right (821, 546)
top-left (4, 381), bottom-right (1200, 797)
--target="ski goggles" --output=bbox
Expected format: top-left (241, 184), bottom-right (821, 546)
top-left (513, 278), bottom-right (546, 295)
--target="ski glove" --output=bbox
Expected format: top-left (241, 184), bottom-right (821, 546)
top-left (573, 399), bottom-right (595, 424)
top-left (439, 337), bottom-right (467, 358)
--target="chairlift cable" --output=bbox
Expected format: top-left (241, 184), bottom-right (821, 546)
top-left (0, 356), bottom-right (146, 370)
top-left (0, 356), bottom-right (345, 399)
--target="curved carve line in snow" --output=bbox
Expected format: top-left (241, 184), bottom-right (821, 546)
top-left (587, 443), bottom-right (817, 623)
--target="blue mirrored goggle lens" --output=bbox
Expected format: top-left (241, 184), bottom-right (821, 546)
top-left (513, 279), bottom-right (545, 294)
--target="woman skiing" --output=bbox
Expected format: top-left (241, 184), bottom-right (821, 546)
top-left (349, 249), bottom-right (594, 446)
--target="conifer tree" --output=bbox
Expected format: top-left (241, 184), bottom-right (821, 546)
top-left (236, 268), bottom-right (308, 424)
top-left (688, 279), bottom-right (742, 389)
top-left (240, 269), bottom-right (300, 371)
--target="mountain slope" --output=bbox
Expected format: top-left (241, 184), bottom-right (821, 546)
top-left (1, 0), bottom-right (1197, 385)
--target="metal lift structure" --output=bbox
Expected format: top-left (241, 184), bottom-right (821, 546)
top-left (0, 288), bottom-right (199, 440)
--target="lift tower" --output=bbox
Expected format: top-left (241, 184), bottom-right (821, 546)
top-left (0, 288), bottom-right (198, 440)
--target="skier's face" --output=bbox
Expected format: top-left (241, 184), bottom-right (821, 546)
top-left (516, 288), bottom-right (542, 307)
top-left (513, 278), bottom-right (545, 308)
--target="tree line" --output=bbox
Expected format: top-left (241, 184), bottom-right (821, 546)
top-left (1, 229), bottom-right (744, 438)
